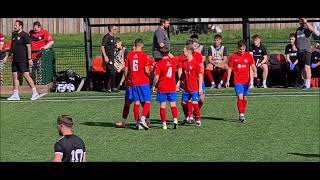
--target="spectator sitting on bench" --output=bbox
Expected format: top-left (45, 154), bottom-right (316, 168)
top-left (205, 34), bottom-right (228, 89)
top-left (249, 34), bottom-right (268, 88)
top-left (285, 33), bottom-right (301, 88)
top-left (311, 43), bottom-right (320, 79)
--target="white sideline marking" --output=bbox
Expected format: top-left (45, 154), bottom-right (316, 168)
top-left (38, 93), bottom-right (47, 98)
top-left (9, 91), bottom-right (318, 100)
top-left (1, 94), bottom-right (318, 103)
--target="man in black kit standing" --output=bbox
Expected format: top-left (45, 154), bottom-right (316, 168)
top-left (53, 115), bottom-right (86, 162)
top-left (6, 20), bottom-right (41, 101)
top-left (101, 25), bottom-right (119, 92)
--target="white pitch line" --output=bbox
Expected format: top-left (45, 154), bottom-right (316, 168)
top-left (8, 91), bottom-right (318, 100)
top-left (38, 93), bottom-right (47, 98)
top-left (0, 94), bottom-right (318, 103)
top-left (38, 91), bottom-right (320, 100)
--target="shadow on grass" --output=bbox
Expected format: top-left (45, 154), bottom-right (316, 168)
top-left (81, 118), bottom-right (203, 130)
top-left (81, 121), bottom-right (161, 130)
top-left (201, 116), bottom-right (240, 123)
top-left (81, 121), bottom-right (116, 128)
top-left (287, 153), bottom-right (320, 158)
top-left (149, 118), bottom-right (198, 127)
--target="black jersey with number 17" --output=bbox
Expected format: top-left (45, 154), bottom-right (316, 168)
top-left (54, 134), bottom-right (86, 162)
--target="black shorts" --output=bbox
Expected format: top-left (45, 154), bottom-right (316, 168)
top-left (105, 62), bottom-right (116, 74)
top-left (298, 51), bottom-right (311, 66)
top-left (311, 67), bottom-right (320, 78)
top-left (12, 61), bottom-right (29, 73)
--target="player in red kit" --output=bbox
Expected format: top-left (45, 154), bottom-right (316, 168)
top-left (125, 39), bottom-right (151, 130)
top-left (115, 44), bottom-right (152, 128)
top-left (189, 38), bottom-right (206, 116)
top-left (226, 40), bottom-right (257, 123)
top-left (177, 39), bottom-right (205, 124)
top-left (114, 68), bottom-right (133, 128)
top-left (152, 47), bottom-right (179, 129)
top-left (0, 32), bottom-right (5, 85)
top-left (180, 44), bottom-right (203, 127)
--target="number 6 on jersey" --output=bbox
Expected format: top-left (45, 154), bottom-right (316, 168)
top-left (133, 60), bottom-right (138, 71)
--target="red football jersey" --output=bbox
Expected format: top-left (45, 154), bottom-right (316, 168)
top-left (3, 39), bottom-right (12, 51)
top-left (173, 54), bottom-right (185, 68)
top-left (155, 57), bottom-right (178, 93)
top-left (178, 52), bottom-right (204, 74)
top-left (193, 51), bottom-right (203, 63)
top-left (228, 52), bottom-right (254, 85)
top-left (148, 57), bottom-right (155, 72)
top-left (29, 29), bottom-right (54, 51)
top-left (123, 59), bottom-right (132, 88)
top-left (125, 51), bottom-right (150, 86)
top-left (181, 58), bottom-right (201, 92)
top-left (193, 51), bottom-right (205, 76)
top-left (0, 33), bottom-right (4, 46)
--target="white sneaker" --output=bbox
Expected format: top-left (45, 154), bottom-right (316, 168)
top-left (7, 94), bottom-right (20, 101)
top-left (196, 120), bottom-right (201, 127)
top-left (136, 124), bottom-right (143, 130)
top-left (262, 84), bottom-right (268, 88)
top-left (162, 123), bottom-right (167, 130)
top-left (139, 119), bottom-right (149, 129)
top-left (173, 119), bottom-right (178, 129)
top-left (187, 116), bottom-right (195, 124)
top-left (30, 93), bottom-right (40, 101)
top-left (210, 83), bottom-right (216, 89)
top-left (249, 84), bottom-right (254, 89)
top-left (239, 115), bottom-right (246, 123)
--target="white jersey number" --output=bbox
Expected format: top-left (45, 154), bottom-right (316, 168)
top-left (71, 149), bottom-right (84, 162)
top-left (133, 60), bottom-right (139, 72)
top-left (166, 67), bottom-right (172, 78)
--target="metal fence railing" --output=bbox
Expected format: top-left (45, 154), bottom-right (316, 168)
top-left (2, 40), bottom-right (319, 86)
top-left (40, 48), bottom-right (56, 84)
top-left (3, 48), bottom-right (56, 85)
top-left (54, 46), bottom-right (86, 77)
top-left (92, 40), bottom-right (320, 59)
